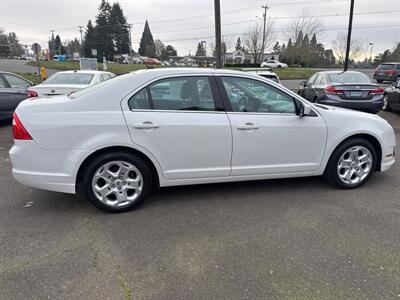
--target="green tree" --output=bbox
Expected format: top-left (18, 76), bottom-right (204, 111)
top-left (235, 37), bottom-right (244, 51)
top-left (195, 42), bottom-right (206, 56)
top-left (0, 28), bottom-right (10, 57)
top-left (48, 32), bottom-right (56, 58)
top-left (160, 44), bottom-right (177, 60)
top-left (109, 2), bottom-right (130, 55)
top-left (94, 0), bottom-right (114, 60)
top-left (84, 20), bottom-right (96, 58)
top-left (8, 32), bottom-right (23, 57)
top-left (139, 20), bottom-right (155, 57)
top-left (272, 41), bottom-right (281, 54)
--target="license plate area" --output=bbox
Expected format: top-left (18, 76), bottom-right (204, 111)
top-left (350, 91), bottom-right (362, 97)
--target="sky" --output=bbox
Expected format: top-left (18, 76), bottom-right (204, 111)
top-left (1, 0), bottom-right (399, 59)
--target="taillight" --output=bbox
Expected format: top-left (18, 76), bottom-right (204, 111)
top-left (385, 70), bottom-right (395, 75)
top-left (12, 113), bottom-right (32, 140)
top-left (325, 85), bottom-right (344, 95)
top-left (369, 88), bottom-right (385, 95)
top-left (27, 90), bottom-right (38, 98)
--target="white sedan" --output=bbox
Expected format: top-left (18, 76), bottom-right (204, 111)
top-left (27, 70), bottom-right (116, 98)
top-left (261, 60), bottom-right (288, 69)
top-left (10, 68), bottom-right (396, 213)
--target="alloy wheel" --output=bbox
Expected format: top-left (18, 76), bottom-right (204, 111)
top-left (91, 160), bottom-right (143, 208)
top-left (337, 146), bottom-right (373, 185)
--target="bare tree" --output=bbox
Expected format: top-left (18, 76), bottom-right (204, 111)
top-left (154, 39), bottom-right (165, 59)
top-left (331, 32), bottom-right (365, 63)
top-left (287, 9), bottom-right (324, 40)
top-left (245, 19), bottom-right (275, 64)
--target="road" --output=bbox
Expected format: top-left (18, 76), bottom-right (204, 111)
top-left (0, 59), bottom-right (57, 75)
top-left (0, 107), bottom-right (399, 299)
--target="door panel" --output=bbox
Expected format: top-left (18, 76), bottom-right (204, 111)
top-left (123, 76), bottom-right (232, 180)
top-left (218, 75), bottom-right (327, 176)
top-left (228, 113), bottom-right (327, 175)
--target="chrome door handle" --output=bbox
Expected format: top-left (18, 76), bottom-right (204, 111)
top-left (132, 122), bottom-right (159, 129)
top-left (237, 123), bottom-right (259, 130)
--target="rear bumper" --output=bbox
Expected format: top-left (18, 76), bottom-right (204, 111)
top-left (317, 98), bottom-right (384, 113)
top-left (373, 74), bottom-right (397, 82)
top-left (9, 140), bottom-right (90, 194)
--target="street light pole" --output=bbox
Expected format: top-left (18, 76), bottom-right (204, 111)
top-left (261, 4), bottom-right (269, 64)
top-left (343, 0), bottom-right (354, 72)
top-left (369, 42), bottom-right (374, 62)
top-left (214, 0), bottom-right (222, 68)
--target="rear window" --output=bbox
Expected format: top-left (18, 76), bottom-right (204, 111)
top-left (68, 74), bottom-right (121, 99)
top-left (326, 72), bottom-right (371, 84)
top-left (377, 64), bottom-right (395, 70)
top-left (44, 73), bottom-right (94, 85)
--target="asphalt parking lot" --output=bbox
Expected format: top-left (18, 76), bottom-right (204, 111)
top-left (0, 110), bottom-right (399, 299)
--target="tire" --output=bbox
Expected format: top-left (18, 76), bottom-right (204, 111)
top-left (277, 65), bottom-right (282, 68)
top-left (383, 94), bottom-right (391, 111)
top-left (324, 138), bottom-right (377, 189)
top-left (80, 151), bottom-right (154, 213)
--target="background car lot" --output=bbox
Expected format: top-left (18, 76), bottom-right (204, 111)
top-left (0, 101), bottom-right (399, 298)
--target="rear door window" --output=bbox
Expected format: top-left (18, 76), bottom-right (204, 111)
top-left (377, 64), bottom-right (395, 70)
top-left (149, 77), bottom-right (217, 111)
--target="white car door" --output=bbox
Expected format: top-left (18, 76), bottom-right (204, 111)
top-left (123, 76), bottom-right (232, 180)
top-left (217, 75), bottom-right (327, 176)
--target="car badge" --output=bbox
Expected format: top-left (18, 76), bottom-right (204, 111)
top-left (51, 89), bottom-right (55, 93)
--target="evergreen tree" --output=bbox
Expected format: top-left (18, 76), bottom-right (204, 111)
top-left (139, 20), bottom-right (155, 57)
top-left (94, 0), bottom-right (113, 60)
top-left (109, 2), bottom-right (130, 55)
top-left (55, 35), bottom-right (63, 55)
top-left (84, 20), bottom-right (96, 58)
top-left (8, 32), bottom-right (23, 57)
top-left (272, 41), bottom-right (281, 54)
top-left (195, 42), bottom-right (206, 56)
top-left (235, 37), bottom-right (243, 51)
top-left (0, 28), bottom-right (10, 57)
top-left (48, 32), bottom-right (56, 58)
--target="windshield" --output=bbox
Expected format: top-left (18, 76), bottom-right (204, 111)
top-left (326, 72), bottom-right (371, 84)
top-left (44, 73), bottom-right (94, 85)
top-left (68, 74), bottom-right (122, 99)
top-left (377, 64), bottom-right (395, 70)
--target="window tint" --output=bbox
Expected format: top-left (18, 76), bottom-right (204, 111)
top-left (326, 72), bottom-right (371, 84)
top-left (314, 74), bottom-right (326, 85)
top-left (377, 64), bottom-right (395, 70)
top-left (396, 65), bottom-right (400, 70)
top-left (149, 77), bottom-right (216, 111)
top-left (307, 73), bottom-right (318, 85)
top-left (221, 77), bottom-right (297, 114)
top-left (3, 74), bottom-right (30, 88)
top-left (44, 73), bottom-right (94, 85)
top-left (128, 88), bottom-right (151, 110)
top-left (0, 77), bottom-right (7, 88)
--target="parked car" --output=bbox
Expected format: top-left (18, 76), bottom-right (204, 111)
top-left (0, 71), bottom-right (32, 121)
top-left (27, 70), bottom-right (116, 98)
top-left (383, 79), bottom-right (400, 112)
top-left (298, 71), bottom-right (384, 114)
top-left (10, 68), bottom-right (396, 213)
top-left (260, 60), bottom-right (288, 68)
top-left (242, 68), bottom-right (280, 84)
top-left (373, 63), bottom-right (400, 83)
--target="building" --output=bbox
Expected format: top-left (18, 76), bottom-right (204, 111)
top-left (224, 49), bottom-right (280, 65)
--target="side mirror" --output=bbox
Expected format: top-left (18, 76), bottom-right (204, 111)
top-left (299, 102), bottom-right (313, 117)
top-left (300, 80), bottom-right (307, 87)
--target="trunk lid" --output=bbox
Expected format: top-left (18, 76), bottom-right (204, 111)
top-left (29, 84), bottom-right (89, 98)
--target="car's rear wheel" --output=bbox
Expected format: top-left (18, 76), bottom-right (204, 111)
top-left (81, 152), bottom-right (153, 213)
top-left (377, 79), bottom-right (383, 83)
top-left (324, 138), bottom-right (377, 189)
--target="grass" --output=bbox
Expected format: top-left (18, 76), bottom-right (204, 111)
top-left (27, 60), bottom-right (318, 80)
top-left (15, 72), bottom-right (41, 84)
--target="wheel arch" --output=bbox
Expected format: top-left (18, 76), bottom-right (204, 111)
top-left (325, 133), bottom-right (382, 173)
top-left (75, 146), bottom-right (161, 192)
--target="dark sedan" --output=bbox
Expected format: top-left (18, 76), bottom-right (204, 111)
top-left (298, 71), bottom-right (384, 114)
top-left (0, 71), bottom-right (32, 121)
top-left (383, 80), bottom-right (400, 112)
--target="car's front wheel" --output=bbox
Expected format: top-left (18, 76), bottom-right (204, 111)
top-left (324, 138), bottom-right (377, 189)
top-left (81, 152), bottom-right (154, 213)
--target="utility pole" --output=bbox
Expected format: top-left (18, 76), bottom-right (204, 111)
top-left (78, 25), bottom-right (84, 58)
top-left (128, 24), bottom-right (133, 62)
top-left (343, 0), bottom-right (354, 72)
top-left (214, 0), bottom-right (222, 68)
top-left (369, 42), bottom-right (374, 62)
top-left (261, 4), bottom-right (269, 64)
